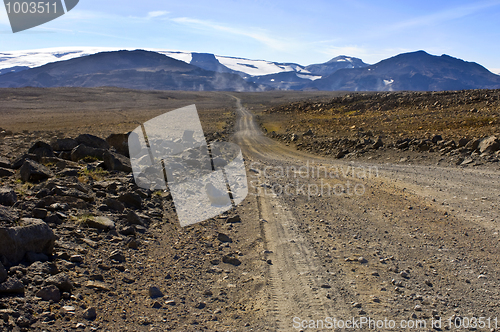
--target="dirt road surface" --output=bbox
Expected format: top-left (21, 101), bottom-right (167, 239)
top-left (233, 95), bottom-right (500, 331)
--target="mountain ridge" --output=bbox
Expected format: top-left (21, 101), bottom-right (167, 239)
top-left (0, 48), bottom-right (498, 91)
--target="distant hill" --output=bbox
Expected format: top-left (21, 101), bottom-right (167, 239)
top-left (312, 51), bottom-right (500, 91)
top-left (0, 50), bottom-right (260, 91)
top-left (305, 55), bottom-right (369, 77)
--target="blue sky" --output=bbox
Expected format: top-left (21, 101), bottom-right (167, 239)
top-left (1, 0), bottom-right (499, 72)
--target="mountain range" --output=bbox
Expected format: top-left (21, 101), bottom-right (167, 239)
top-left (0, 47), bottom-right (498, 91)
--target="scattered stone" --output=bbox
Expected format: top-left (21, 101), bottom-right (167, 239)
top-left (106, 133), bottom-right (130, 157)
top-left (152, 301), bottom-right (162, 309)
top-left (104, 198), bottom-right (125, 212)
top-left (0, 156), bottom-right (11, 169)
top-left (32, 208), bottom-right (48, 219)
top-left (126, 210), bottom-right (144, 225)
top-left (372, 137), bottom-right (383, 149)
top-left (51, 138), bottom-right (78, 151)
top-left (11, 153), bottom-right (39, 169)
top-left (20, 160), bottom-right (53, 182)
top-left (71, 145), bottom-right (106, 162)
top-left (103, 151), bottom-right (132, 172)
top-left (84, 216), bottom-right (115, 230)
top-left (0, 187), bottom-right (17, 206)
top-left (109, 250), bottom-right (126, 263)
top-left (119, 193), bottom-right (142, 209)
top-left (222, 254), bottom-right (241, 266)
top-left (226, 215), bottom-right (241, 223)
top-left (70, 255), bottom-right (84, 263)
top-left (0, 218), bottom-right (57, 265)
top-left (84, 280), bottom-right (110, 291)
top-left (82, 307), bottom-right (97, 320)
top-left (358, 257), bottom-right (367, 263)
top-left (431, 135), bottom-right (443, 144)
top-left (36, 285), bottom-right (61, 302)
top-left (46, 273), bottom-right (73, 292)
top-left (0, 167), bottom-right (15, 178)
top-left (0, 277), bottom-right (24, 294)
top-left (75, 134), bottom-right (110, 150)
top-left (165, 300), bottom-right (176, 306)
top-left (414, 305), bottom-right (422, 311)
top-left (217, 233), bottom-right (232, 243)
top-left (195, 302), bottom-right (206, 309)
top-left (148, 286), bottom-right (164, 298)
top-left (0, 206), bottom-right (18, 223)
top-left (479, 136), bottom-right (500, 154)
top-left (28, 141), bottom-right (55, 158)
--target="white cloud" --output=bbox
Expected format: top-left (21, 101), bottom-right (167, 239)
top-left (171, 17), bottom-right (294, 51)
top-left (389, 1), bottom-right (500, 30)
top-left (147, 11), bottom-right (169, 18)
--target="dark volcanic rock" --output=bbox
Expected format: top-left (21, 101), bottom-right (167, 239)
top-left (106, 133), bottom-right (130, 157)
top-left (0, 206), bottom-right (18, 223)
top-left (45, 273), bottom-right (73, 292)
top-left (71, 144), bottom-right (107, 162)
top-left (20, 160), bottom-right (53, 182)
top-left (28, 141), bottom-right (55, 158)
top-left (0, 156), bottom-right (11, 169)
top-left (0, 277), bottom-right (24, 294)
top-left (0, 167), bottom-right (15, 177)
top-left (75, 134), bottom-right (110, 150)
top-left (103, 151), bottom-right (132, 172)
top-left (119, 193), bottom-right (142, 209)
top-left (0, 218), bottom-right (57, 265)
top-left (36, 285), bottom-right (61, 302)
top-left (0, 187), bottom-right (17, 206)
top-left (51, 138), bottom-right (78, 151)
top-left (12, 153), bottom-right (39, 169)
top-left (104, 198), bottom-right (125, 212)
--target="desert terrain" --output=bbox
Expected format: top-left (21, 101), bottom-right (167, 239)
top-left (1, 88), bottom-right (500, 331)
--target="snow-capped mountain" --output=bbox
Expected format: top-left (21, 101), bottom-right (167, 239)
top-left (0, 47), bottom-right (321, 79)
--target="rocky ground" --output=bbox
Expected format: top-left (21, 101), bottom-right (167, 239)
top-left (0, 127), bottom-right (268, 331)
top-left (257, 89), bottom-right (500, 169)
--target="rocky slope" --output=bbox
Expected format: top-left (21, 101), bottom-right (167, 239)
top-left (258, 89), bottom-right (500, 167)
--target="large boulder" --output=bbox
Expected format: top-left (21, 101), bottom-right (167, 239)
top-left (479, 136), bottom-right (500, 154)
top-left (75, 134), bottom-right (110, 150)
top-left (106, 133), bottom-right (130, 157)
top-left (28, 141), bottom-right (55, 158)
top-left (0, 218), bottom-right (57, 265)
top-left (51, 138), bottom-right (78, 151)
top-left (0, 187), bottom-right (17, 206)
top-left (103, 151), bottom-right (132, 173)
top-left (20, 160), bottom-right (53, 182)
top-left (71, 145), bottom-right (107, 162)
